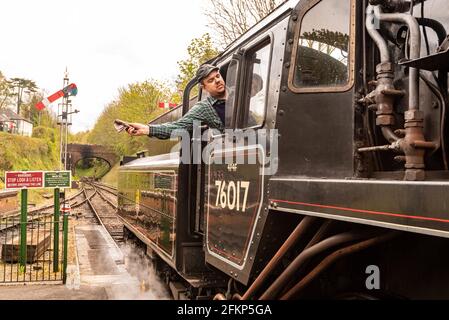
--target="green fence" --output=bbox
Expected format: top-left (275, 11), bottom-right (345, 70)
top-left (0, 213), bottom-right (69, 284)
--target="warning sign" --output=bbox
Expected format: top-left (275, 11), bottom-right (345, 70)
top-left (5, 171), bottom-right (71, 190)
top-left (5, 172), bottom-right (44, 189)
top-left (60, 203), bottom-right (71, 213)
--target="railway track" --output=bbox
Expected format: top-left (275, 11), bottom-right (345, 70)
top-left (90, 181), bottom-right (118, 195)
top-left (82, 182), bottom-right (124, 244)
top-left (1, 182), bottom-right (123, 245)
top-left (90, 182), bottom-right (118, 206)
top-left (0, 189), bottom-right (86, 233)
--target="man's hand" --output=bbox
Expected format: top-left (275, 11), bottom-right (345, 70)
top-left (127, 123), bottom-right (149, 136)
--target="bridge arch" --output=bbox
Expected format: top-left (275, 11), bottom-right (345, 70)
top-left (67, 144), bottom-right (119, 176)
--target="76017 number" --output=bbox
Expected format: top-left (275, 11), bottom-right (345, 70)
top-left (215, 180), bottom-right (250, 212)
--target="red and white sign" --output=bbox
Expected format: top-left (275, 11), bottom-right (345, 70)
top-left (5, 171), bottom-right (44, 189)
top-left (60, 204), bottom-right (71, 213)
top-left (158, 102), bottom-right (177, 109)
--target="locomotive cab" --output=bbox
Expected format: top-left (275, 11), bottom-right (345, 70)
top-left (119, 0), bottom-right (449, 300)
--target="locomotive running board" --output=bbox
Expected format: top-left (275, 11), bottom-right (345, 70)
top-left (269, 178), bottom-right (449, 239)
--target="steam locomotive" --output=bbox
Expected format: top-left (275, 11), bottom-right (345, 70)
top-left (118, 0), bottom-right (449, 299)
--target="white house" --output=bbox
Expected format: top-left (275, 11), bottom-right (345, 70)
top-left (0, 108), bottom-right (33, 137)
top-left (0, 112), bottom-right (16, 133)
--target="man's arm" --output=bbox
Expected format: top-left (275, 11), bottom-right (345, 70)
top-left (148, 104), bottom-right (206, 139)
top-left (128, 103), bottom-right (213, 140)
top-left (147, 117), bottom-right (194, 139)
top-left (127, 121), bottom-right (188, 140)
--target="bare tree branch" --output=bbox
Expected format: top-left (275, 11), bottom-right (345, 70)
top-left (205, 0), bottom-right (285, 48)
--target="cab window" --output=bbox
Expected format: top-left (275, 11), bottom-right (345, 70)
top-left (244, 42), bottom-right (271, 128)
top-left (293, 0), bottom-right (352, 90)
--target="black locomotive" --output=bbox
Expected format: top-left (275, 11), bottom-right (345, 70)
top-left (118, 0), bottom-right (449, 299)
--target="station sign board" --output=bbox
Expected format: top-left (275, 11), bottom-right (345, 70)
top-left (44, 171), bottom-right (71, 189)
top-left (5, 171), bottom-right (71, 190)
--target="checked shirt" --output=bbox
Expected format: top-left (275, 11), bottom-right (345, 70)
top-left (148, 96), bottom-right (225, 140)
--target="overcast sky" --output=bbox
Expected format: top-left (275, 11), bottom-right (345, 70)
top-left (0, 0), bottom-right (209, 132)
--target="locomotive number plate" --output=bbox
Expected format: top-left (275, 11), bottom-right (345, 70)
top-left (206, 146), bottom-right (264, 269)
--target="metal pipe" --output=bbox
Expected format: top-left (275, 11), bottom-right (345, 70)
top-left (411, 140), bottom-right (438, 149)
top-left (416, 18), bottom-right (447, 46)
top-left (304, 221), bottom-right (333, 250)
top-left (277, 221), bottom-right (334, 298)
top-left (381, 126), bottom-right (400, 143)
top-left (280, 232), bottom-right (398, 300)
top-left (419, 72), bottom-right (448, 170)
top-left (53, 188), bottom-right (60, 273)
top-left (373, 6), bottom-right (421, 110)
top-left (259, 232), bottom-right (366, 300)
top-left (366, 6), bottom-right (391, 63)
top-left (366, 5), bottom-right (402, 144)
top-left (367, 4), bottom-right (428, 180)
top-left (358, 145), bottom-right (393, 153)
top-left (241, 216), bottom-right (317, 300)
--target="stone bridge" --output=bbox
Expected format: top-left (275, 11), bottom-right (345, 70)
top-left (66, 144), bottom-right (119, 175)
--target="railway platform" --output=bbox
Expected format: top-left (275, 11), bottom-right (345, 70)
top-left (74, 224), bottom-right (146, 300)
top-left (0, 224), bottom-right (158, 300)
top-left (0, 182), bottom-right (170, 300)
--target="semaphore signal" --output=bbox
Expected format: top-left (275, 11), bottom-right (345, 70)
top-left (35, 83), bottom-right (78, 110)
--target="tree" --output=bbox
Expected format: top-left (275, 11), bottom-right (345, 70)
top-left (21, 91), bottom-right (57, 128)
top-left (205, 0), bottom-right (284, 47)
top-left (302, 29), bottom-right (350, 53)
top-left (301, 29), bottom-right (350, 63)
top-left (70, 130), bottom-right (90, 144)
top-left (0, 71), bottom-right (14, 110)
top-left (176, 33), bottom-right (218, 100)
top-left (7, 78), bottom-right (38, 115)
top-left (87, 80), bottom-right (173, 156)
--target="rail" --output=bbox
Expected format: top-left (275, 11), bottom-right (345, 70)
top-left (82, 181), bottom-right (123, 243)
top-left (0, 190), bottom-right (86, 233)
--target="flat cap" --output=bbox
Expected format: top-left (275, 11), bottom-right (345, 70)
top-left (196, 64), bottom-right (219, 83)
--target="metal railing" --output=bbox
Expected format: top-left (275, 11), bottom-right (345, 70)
top-left (0, 214), bottom-right (69, 284)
